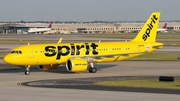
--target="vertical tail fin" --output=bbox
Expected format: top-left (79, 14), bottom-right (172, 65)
top-left (131, 12), bottom-right (160, 42)
top-left (48, 21), bottom-right (52, 28)
top-left (163, 23), bottom-right (167, 29)
top-left (21, 20), bottom-right (25, 24)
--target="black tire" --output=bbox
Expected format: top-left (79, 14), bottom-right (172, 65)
top-left (89, 67), bottom-right (92, 73)
top-left (89, 67), bottom-right (97, 73)
top-left (91, 68), bottom-right (97, 73)
top-left (25, 70), bottom-right (30, 75)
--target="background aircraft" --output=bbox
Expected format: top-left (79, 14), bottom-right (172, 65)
top-left (28, 21), bottom-right (52, 34)
top-left (157, 23), bottom-right (167, 32)
top-left (21, 20), bottom-right (25, 24)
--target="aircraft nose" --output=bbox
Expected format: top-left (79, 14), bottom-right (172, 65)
top-left (3, 54), bottom-right (15, 65)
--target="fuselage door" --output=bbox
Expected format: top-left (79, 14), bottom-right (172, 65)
top-left (28, 47), bottom-right (34, 58)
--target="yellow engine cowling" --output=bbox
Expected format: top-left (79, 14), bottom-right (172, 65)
top-left (39, 64), bottom-right (59, 70)
top-left (66, 59), bottom-right (88, 72)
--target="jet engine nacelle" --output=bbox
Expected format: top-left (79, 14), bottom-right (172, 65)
top-left (39, 64), bottom-right (59, 70)
top-left (66, 59), bottom-right (88, 72)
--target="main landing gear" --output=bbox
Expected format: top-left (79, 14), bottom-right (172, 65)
top-left (88, 63), bottom-right (97, 73)
top-left (25, 65), bottom-right (30, 75)
top-left (88, 67), bottom-right (97, 73)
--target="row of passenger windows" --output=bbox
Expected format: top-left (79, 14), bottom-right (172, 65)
top-left (35, 48), bottom-right (130, 53)
top-left (11, 51), bottom-right (22, 54)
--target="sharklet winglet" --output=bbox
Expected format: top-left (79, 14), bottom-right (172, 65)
top-left (57, 38), bottom-right (62, 44)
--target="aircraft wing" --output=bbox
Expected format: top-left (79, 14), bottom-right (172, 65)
top-left (94, 54), bottom-right (130, 59)
top-left (69, 52), bottom-right (142, 63)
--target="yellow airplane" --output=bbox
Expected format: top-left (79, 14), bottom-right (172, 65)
top-left (4, 12), bottom-right (163, 75)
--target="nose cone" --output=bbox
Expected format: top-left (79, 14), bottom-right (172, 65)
top-left (3, 54), bottom-right (15, 65)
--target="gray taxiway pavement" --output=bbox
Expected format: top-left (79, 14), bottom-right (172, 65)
top-left (1, 61), bottom-right (180, 101)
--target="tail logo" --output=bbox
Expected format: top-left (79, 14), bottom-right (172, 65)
top-left (163, 23), bottom-right (167, 29)
top-left (142, 15), bottom-right (158, 41)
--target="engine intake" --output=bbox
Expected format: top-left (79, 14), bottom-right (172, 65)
top-left (66, 59), bottom-right (88, 72)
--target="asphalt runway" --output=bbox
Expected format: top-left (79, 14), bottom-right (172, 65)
top-left (1, 61), bottom-right (180, 101)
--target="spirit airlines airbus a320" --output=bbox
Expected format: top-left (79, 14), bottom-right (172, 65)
top-left (4, 12), bottom-right (163, 75)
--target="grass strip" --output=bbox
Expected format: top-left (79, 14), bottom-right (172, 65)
top-left (81, 35), bottom-right (180, 39)
top-left (127, 53), bottom-right (180, 61)
top-left (74, 32), bottom-right (180, 35)
top-left (159, 41), bottom-right (180, 46)
top-left (93, 80), bottom-right (180, 90)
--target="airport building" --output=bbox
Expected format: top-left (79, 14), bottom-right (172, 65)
top-left (0, 22), bottom-right (180, 34)
top-left (0, 23), bottom-right (28, 34)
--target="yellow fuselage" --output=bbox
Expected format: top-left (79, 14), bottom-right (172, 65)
top-left (4, 41), bottom-right (163, 66)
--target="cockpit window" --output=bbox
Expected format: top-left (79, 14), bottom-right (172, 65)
top-left (19, 51), bottom-right (22, 54)
top-left (11, 50), bottom-right (22, 54)
top-left (11, 51), bottom-right (15, 53)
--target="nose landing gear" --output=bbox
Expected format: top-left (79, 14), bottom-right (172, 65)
top-left (25, 65), bottom-right (30, 75)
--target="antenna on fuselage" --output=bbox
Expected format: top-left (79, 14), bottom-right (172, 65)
top-left (57, 38), bottom-right (62, 44)
top-left (28, 42), bottom-right (30, 45)
top-left (99, 40), bottom-right (101, 43)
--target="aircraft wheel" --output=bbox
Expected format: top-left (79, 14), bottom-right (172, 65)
top-left (25, 70), bottom-right (30, 75)
top-left (88, 67), bottom-right (92, 73)
top-left (89, 67), bottom-right (97, 73)
top-left (91, 68), bottom-right (97, 73)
